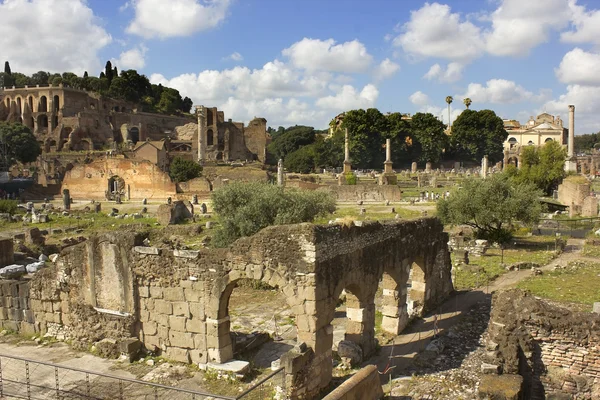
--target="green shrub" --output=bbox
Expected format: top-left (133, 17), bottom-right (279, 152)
top-left (169, 157), bottom-right (202, 183)
top-left (0, 200), bottom-right (18, 214)
top-left (345, 173), bottom-right (357, 185)
top-left (211, 182), bottom-right (336, 247)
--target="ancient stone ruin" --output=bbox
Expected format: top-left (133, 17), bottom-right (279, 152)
top-left (0, 218), bottom-right (453, 398)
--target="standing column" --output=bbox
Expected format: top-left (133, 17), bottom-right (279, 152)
top-left (196, 106), bottom-right (206, 163)
top-left (343, 127), bottom-right (351, 174)
top-left (277, 159), bottom-right (285, 187)
top-left (384, 138), bottom-right (393, 174)
top-left (568, 105), bottom-right (575, 158)
top-left (481, 155), bottom-right (488, 178)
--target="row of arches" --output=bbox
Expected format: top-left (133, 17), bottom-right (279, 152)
top-left (508, 137), bottom-right (554, 149)
top-left (4, 94), bottom-right (60, 114)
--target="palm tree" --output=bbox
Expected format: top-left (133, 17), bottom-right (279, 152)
top-left (445, 96), bottom-right (453, 127)
top-left (463, 98), bottom-right (472, 109)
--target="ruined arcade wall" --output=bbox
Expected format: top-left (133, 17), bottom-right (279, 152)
top-left (487, 290), bottom-right (600, 398)
top-left (62, 158), bottom-right (176, 200)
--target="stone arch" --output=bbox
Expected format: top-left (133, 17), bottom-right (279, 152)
top-left (114, 106), bottom-right (119, 112)
top-left (129, 127), bottom-right (140, 144)
top-left (15, 97), bottom-right (22, 115)
top-left (508, 156), bottom-right (519, 168)
top-left (508, 137), bottom-right (518, 149)
top-left (37, 115), bottom-right (48, 131)
top-left (545, 137), bottom-right (553, 143)
top-left (527, 140), bottom-right (534, 146)
top-left (39, 96), bottom-right (47, 112)
top-left (339, 283), bottom-right (377, 357)
top-left (207, 129), bottom-right (214, 146)
top-left (53, 95), bottom-right (60, 113)
top-left (28, 96), bottom-right (34, 112)
top-left (211, 270), bottom-right (298, 364)
top-left (4, 97), bottom-right (10, 108)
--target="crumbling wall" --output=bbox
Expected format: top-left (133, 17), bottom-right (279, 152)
top-left (318, 184), bottom-right (402, 202)
top-left (486, 289), bottom-right (600, 398)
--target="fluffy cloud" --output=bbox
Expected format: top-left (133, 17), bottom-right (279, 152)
top-left (543, 85), bottom-right (600, 133)
top-left (423, 62), bottom-right (464, 83)
top-left (282, 38), bottom-right (373, 73)
top-left (393, 2), bottom-right (484, 62)
top-left (112, 45), bottom-right (148, 70)
top-left (561, 1), bottom-right (600, 45)
top-left (409, 91), bottom-right (430, 106)
top-left (484, 0), bottom-right (570, 57)
top-left (373, 58), bottom-right (400, 81)
top-left (555, 48), bottom-right (600, 86)
top-left (225, 52), bottom-right (243, 62)
top-left (420, 105), bottom-right (462, 125)
top-left (126, 0), bottom-right (230, 39)
top-left (0, 0), bottom-right (111, 75)
top-left (461, 79), bottom-right (548, 104)
top-left (316, 84), bottom-right (379, 111)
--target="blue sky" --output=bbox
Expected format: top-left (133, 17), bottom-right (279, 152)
top-left (2, 0), bottom-right (600, 132)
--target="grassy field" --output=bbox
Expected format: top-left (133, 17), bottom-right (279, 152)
top-left (314, 204), bottom-right (424, 224)
top-left (517, 261), bottom-right (600, 311)
top-left (453, 235), bottom-right (558, 290)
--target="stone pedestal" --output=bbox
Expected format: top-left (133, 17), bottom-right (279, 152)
top-left (425, 162), bottom-right (432, 173)
top-left (411, 162), bottom-right (417, 173)
top-left (343, 160), bottom-right (352, 174)
top-left (565, 159), bottom-right (578, 172)
top-left (378, 173), bottom-right (397, 185)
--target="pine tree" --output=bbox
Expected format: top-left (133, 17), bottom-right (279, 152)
top-left (83, 71), bottom-right (88, 78)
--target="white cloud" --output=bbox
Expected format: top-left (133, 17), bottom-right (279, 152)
top-left (282, 38), bottom-right (373, 73)
top-left (561, 0), bottom-right (600, 45)
top-left (409, 91), bottom-right (430, 106)
top-left (0, 0), bottom-right (111, 75)
top-left (423, 62), bottom-right (464, 83)
top-left (315, 84), bottom-right (379, 111)
top-left (555, 48), bottom-right (600, 86)
top-left (373, 58), bottom-right (400, 81)
top-left (112, 45), bottom-right (148, 70)
top-left (485, 0), bottom-right (570, 57)
top-left (420, 105), bottom-right (463, 125)
top-left (393, 2), bottom-right (484, 62)
top-left (225, 52), bottom-right (243, 62)
top-left (461, 79), bottom-right (548, 104)
top-left (126, 0), bottom-right (230, 39)
top-left (542, 85), bottom-right (600, 133)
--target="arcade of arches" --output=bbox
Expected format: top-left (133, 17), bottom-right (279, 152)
top-left (36, 218), bottom-right (452, 399)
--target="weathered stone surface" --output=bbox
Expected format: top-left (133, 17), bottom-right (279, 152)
top-left (0, 265), bottom-right (26, 279)
top-left (478, 374), bottom-right (523, 400)
top-left (133, 246), bottom-right (160, 255)
top-left (337, 340), bottom-right (363, 366)
top-left (173, 249), bottom-right (199, 259)
top-left (156, 201), bottom-right (193, 226)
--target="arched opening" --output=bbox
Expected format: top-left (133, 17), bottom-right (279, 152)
top-left (107, 176), bottom-right (125, 201)
top-left (28, 96), bottom-right (33, 112)
top-left (215, 277), bottom-right (295, 365)
top-left (207, 129), bottom-right (214, 146)
top-left (207, 109), bottom-right (213, 126)
top-left (39, 96), bottom-right (47, 112)
top-left (508, 156), bottom-right (519, 168)
top-left (332, 283), bottom-right (376, 370)
top-left (406, 258), bottom-right (427, 319)
top-left (129, 127), bottom-right (140, 144)
top-left (16, 97), bottom-right (22, 115)
top-left (508, 137), bottom-right (518, 149)
top-left (114, 106), bottom-right (119, 112)
top-left (30, 117), bottom-right (35, 129)
top-left (4, 97), bottom-right (10, 108)
top-left (37, 115), bottom-right (48, 132)
top-left (53, 95), bottom-right (60, 113)
top-left (545, 137), bottom-right (553, 143)
top-left (527, 140), bottom-right (534, 146)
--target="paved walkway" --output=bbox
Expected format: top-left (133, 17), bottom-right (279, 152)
top-left (372, 238), bottom-right (586, 382)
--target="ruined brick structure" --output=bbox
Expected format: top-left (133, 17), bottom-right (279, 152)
top-left (195, 106), bottom-right (269, 163)
top-left (486, 290), bottom-right (600, 399)
top-left (557, 177), bottom-right (598, 217)
top-left (0, 218), bottom-right (453, 398)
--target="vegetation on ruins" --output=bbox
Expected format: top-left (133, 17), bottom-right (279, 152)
top-left (449, 109), bottom-right (508, 163)
top-left (211, 182), bottom-right (336, 247)
top-left (437, 173), bottom-right (542, 244)
top-left (0, 61), bottom-right (193, 116)
top-left (0, 122), bottom-right (41, 165)
top-left (506, 140), bottom-right (566, 195)
top-left (0, 200), bottom-right (18, 214)
top-left (168, 157), bottom-right (202, 183)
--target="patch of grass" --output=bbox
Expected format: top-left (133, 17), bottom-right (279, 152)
top-left (314, 205), bottom-right (422, 224)
top-left (517, 262), bottom-right (600, 310)
top-left (584, 243), bottom-right (600, 258)
top-left (454, 235), bottom-right (558, 290)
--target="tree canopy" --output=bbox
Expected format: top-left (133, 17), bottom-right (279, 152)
top-left (0, 122), bottom-right (42, 166)
top-left (507, 140), bottom-right (566, 195)
top-left (574, 132), bottom-right (600, 154)
top-left (211, 182), bottom-right (336, 247)
top-left (450, 109), bottom-right (508, 163)
top-left (168, 157), bottom-right (202, 183)
top-left (437, 173), bottom-right (542, 244)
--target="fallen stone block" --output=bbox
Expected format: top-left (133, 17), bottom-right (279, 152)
top-left (0, 264), bottom-right (26, 279)
top-left (133, 246), bottom-right (160, 255)
top-left (481, 362), bottom-right (499, 374)
top-left (337, 340), bottom-right (363, 366)
top-left (26, 261), bottom-right (45, 273)
top-left (173, 249), bottom-right (199, 259)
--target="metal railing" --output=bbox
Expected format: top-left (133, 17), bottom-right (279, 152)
top-left (0, 353), bottom-right (235, 400)
top-left (237, 368), bottom-right (285, 400)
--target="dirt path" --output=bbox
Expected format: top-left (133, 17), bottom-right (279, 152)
top-left (371, 238), bottom-right (586, 382)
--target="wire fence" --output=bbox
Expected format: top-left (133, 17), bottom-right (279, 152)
top-left (0, 353), bottom-right (286, 400)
